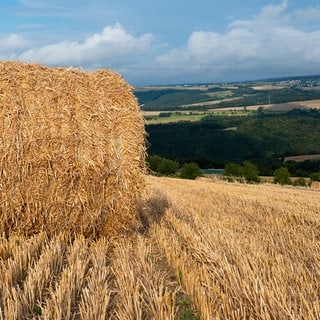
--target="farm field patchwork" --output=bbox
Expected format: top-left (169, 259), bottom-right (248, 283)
top-left (1, 176), bottom-right (320, 319)
top-left (143, 99), bottom-right (320, 124)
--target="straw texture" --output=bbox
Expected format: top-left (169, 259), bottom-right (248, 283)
top-left (0, 61), bottom-right (145, 238)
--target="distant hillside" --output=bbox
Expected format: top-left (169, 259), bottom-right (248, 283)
top-left (135, 75), bottom-right (320, 111)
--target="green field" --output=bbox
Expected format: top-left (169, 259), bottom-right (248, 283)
top-left (144, 112), bottom-right (205, 124)
top-left (144, 109), bottom-right (255, 124)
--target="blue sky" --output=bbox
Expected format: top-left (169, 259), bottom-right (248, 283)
top-left (1, 0), bottom-right (320, 85)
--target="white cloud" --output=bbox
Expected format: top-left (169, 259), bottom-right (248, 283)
top-left (292, 6), bottom-right (320, 24)
top-left (0, 34), bottom-right (31, 58)
top-left (17, 23), bottom-right (154, 69)
top-left (230, 0), bottom-right (289, 29)
top-left (156, 1), bottom-right (320, 82)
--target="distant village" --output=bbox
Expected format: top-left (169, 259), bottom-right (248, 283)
top-left (276, 75), bottom-right (320, 87)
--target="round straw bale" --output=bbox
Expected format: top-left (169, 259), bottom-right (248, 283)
top-left (311, 181), bottom-right (320, 189)
top-left (0, 61), bottom-right (146, 238)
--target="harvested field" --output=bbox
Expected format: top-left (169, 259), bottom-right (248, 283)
top-left (1, 176), bottom-right (320, 319)
top-left (0, 232), bottom-right (178, 320)
top-left (284, 154), bottom-right (320, 162)
top-left (311, 181), bottom-right (320, 189)
top-left (251, 85), bottom-right (286, 90)
top-left (267, 99), bottom-right (320, 111)
top-left (208, 99), bottom-right (320, 113)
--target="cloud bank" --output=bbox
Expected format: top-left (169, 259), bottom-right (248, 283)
top-left (156, 1), bottom-right (320, 83)
top-left (18, 23), bottom-right (154, 69)
top-left (2, 1), bottom-right (320, 84)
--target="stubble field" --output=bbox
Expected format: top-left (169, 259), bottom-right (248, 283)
top-left (1, 176), bottom-right (320, 319)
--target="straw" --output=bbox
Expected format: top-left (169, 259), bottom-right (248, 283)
top-left (0, 61), bottom-right (146, 238)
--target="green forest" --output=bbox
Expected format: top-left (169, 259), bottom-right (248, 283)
top-left (146, 110), bottom-right (320, 176)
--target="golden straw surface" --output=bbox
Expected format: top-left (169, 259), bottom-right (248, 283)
top-left (0, 61), bottom-right (145, 238)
